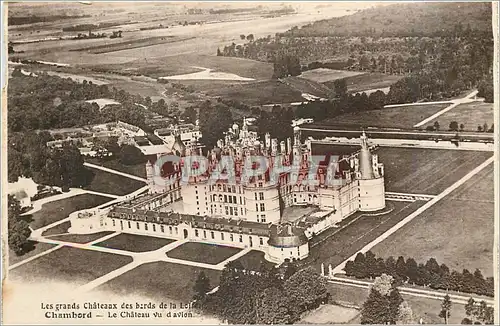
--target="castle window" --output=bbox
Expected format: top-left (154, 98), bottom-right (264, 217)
top-left (175, 227), bottom-right (178, 234)
top-left (195, 229), bottom-right (199, 237)
top-left (145, 223), bottom-right (148, 231)
top-left (256, 203), bottom-right (259, 211)
top-left (128, 221), bottom-right (131, 229)
top-left (223, 184), bottom-right (226, 192)
top-left (228, 196), bottom-right (232, 204)
top-left (195, 190), bottom-right (198, 194)
top-left (258, 182), bottom-right (263, 187)
top-left (232, 186), bottom-right (236, 193)
top-left (224, 195), bottom-right (227, 203)
top-left (261, 215), bottom-right (266, 223)
top-left (234, 209), bottom-right (238, 216)
top-left (221, 233), bottom-right (224, 240)
top-left (211, 231), bottom-right (215, 239)
top-left (259, 237), bottom-right (263, 245)
top-left (239, 235), bottom-right (243, 243)
top-left (137, 222), bottom-right (140, 229)
top-left (230, 234), bottom-right (234, 242)
top-left (259, 192), bottom-right (264, 200)
top-left (260, 203), bottom-right (265, 211)
top-left (233, 195), bottom-right (236, 203)
top-left (230, 207), bottom-right (234, 215)
top-left (225, 206), bottom-right (229, 215)
top-left (112, 219), bottom-right (116, 227)
top-left (153, 224), bottom-right (156, 232)
top-left (239, 197), bottom-right (243, 205)
top-left (228, 186), bottom-right (231, 193)
top-left (203, 230), bottom-right (207, 238)
top-left (169, 226), bottom-right (173, 234)
top-left (241, 208), bottom-right (244, 215)
top-left (254, 192), bottom-right (258, 200)
top-left (257, 215), bottom-right (260, 223)
top-left (161, 225), bottom-right (165, 233)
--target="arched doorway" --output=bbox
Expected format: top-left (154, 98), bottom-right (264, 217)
top-left (183, 229), bottom-right (188, 239)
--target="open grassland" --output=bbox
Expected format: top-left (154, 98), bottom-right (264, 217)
top-left (9, 247), bottom-right (133, 286)
top-left (324, 104), bottom-right (450, 129)
top-left (167, 242), bottom-right (241, 265)
top-left (327, 282), bottom-right (467, 324)
top-left (304, 201), bottom-right (424, 272)
top-left (300, 304), bottom-right (359, 324)
top-left (423, 101), bottom-right (494, 131)
top-left (233, 250), bottom-right (275, 270)
top-left (28, 194), bottom-right (111, 230)
top-left (96, 261), bottom-right (221, 302)
top-left (8, 242), bottom-right (57, 266)
top-left (323, 72), bottom-right (403, 93)
top-left (42, 221), bottom-right (70, 236)
top-left (85, 158), bottom-right (147, 178)
top-left (376, 147), bottom-right (493, 194)
top-left (299, 68), bottom-right (364, 83)
top-left (372, 162), bottom-right (494, 276)
top-left (281, 76), bottom-right (334, 98)
top-left (95, 233), bottom-right (176, 252)
top-left (83, 167), bottom-right (145, 196)
top-left (47, 232), bottom-right (115, 244)
top-left (207, 79), bottom-right (304, 106)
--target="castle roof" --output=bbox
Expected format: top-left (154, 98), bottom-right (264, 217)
top-left (267, 223), bottom-right (308, 248)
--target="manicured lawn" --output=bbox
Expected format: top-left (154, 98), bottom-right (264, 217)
top-left (303, 201), bottom-right (424, 272)
top-left (41, 221), bottom-right (70, 236)
top-left (324, 72), bottom-right (403, 93)
top-left (327, 282), bottom-right (466, 324)
top-left (83, 167), bottom-right (145, 196)
top-left (8, 241), bottom-right (58, 266)
top-left (167, 242), bottom-right (241, 265)
top-left (377, 147), bottom-right (493, 194)
top-left (233, 250), bottom-right (275, 271)
top-left (85, 158), bottom-right (147, 178)
top-left (300, 304), bottom-right (359, 324)
top-left (97, 261), bottom-right (221, 302)
top-left (9, 247), bottom-right (133, 286)
top-left (300, 68), bottom-right (364, 83)
top-left (28, 194), bottom-right (111, 230)
top-left (372, 162), bottom-right (494, 276)
top-left (423, 101), bottom-right (494, 132)
top-left (95, 233), bottom-right (176, 252)
top-left (48, 232), bottom-right (115, 244)
top-left (322, 104), bottom-right (450, 129)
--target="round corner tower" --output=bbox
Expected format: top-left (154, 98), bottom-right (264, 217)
top-left (357, 132), bottom-right (385, 211)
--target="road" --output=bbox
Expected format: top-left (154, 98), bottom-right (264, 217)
top-left (83, 162), bottom-right (148, 182)
top-left (328, 277), bottom-right (494, 306)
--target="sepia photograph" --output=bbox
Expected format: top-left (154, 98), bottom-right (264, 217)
top-left (1, 1), bottom-right (498, 325)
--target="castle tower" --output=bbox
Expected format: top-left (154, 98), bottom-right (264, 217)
top-left (357, 132), bottom-right (385, 212)
top-left (146, 160), bottom-right (154, 193)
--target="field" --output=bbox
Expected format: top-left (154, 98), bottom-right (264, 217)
top-left (9, 247), bottom-right (133, 286)
top-left (300, 304), bottom-right (359, 324)
top-left (95, 233), bottom-right (175, 252)
top-left (376, 147), bottom-right (493, 194)
top-left (233, 250), bottom-right (275, 270)
top-left (423, 101), bottom-right (494, 132)
top-left (8, 241), bottom-right (57, 266)
top-left (324, 72), bottom-right (403, 93)
top-left (303, 200), bottom-right (425, 271)
top-left (96, 261), bottom-right (221, 302)
top-left (83, 167), bottom-right (145, 196)
top-left (167, 242), bottom-right (241, 265)
top-left (327, 282), bottom-right (467, 324)
top-left (206, 79), bottom-right (305, 106)
top-left (27, 194), bottom-right (111, 230)
top-left (322, 103), bottom-right (450, 129)
top-left (299, 68), bottom-right (364, 83)
top-left (85, 158), bottom-right (147, 178)
top-left (47, 232), bottom-right (115, 244)
top-left (372, 162), bottom-right (494, 276)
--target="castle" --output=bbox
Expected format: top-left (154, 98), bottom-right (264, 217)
top-left (70, 119), bottom-right (385, 263)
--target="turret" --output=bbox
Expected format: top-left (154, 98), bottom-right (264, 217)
top-left (359, 131), bottom-right (374, 179)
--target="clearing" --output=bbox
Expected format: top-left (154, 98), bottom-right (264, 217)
top-left (323, 104), bottom-right (450, 130)
top-left (83, 167), bottom-right (145, 196)
top-left (233, 250), bottom-right (275, 271)
top-left (9, 247), bottom-right (133, 286)
top-left (377, 147), bottom-right (493, 195)
top-left (423, 101), bottom-right (494, 132)
top-left (27, 194), bottom-right (111, 230)
top-left (95, 233), bottom-right (176, 252)
top-left (300, 303), bottom-right (359, 324)
top-left (96, 261), bottom-right (221, 302)
top-left (372, 162), bottom-right (494, 276)
top-left (299, 68), bottom-right (364, 83)
top-left (166, 242), bottom-right (241, 265)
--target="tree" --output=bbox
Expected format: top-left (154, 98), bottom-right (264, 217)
top-left (193, 271), bottom-right (211, 302)
top-left (8, 195), bottom-right (32, 256)
top-left (439, 294), bottom-right (452, 324)
top-left (246, 34), bottom-right (254, 42)
top-left (465, 298), bottom-right (478, 323)
top-left (397, 301), bottom-right (414, 324)
top-left (434, 121), bottom-right (440, 131)
top-left (361, 274), bottom-right (403, 324)
top-left (449, 121), bottom-right (459, 131)
top-left (482, 123), bottom-right (488, 133)
top-left (256, 287), bottom-right (291, 324)
top-left (460, 123), bottom-right (465, 131)
top-left (333, 79), bottom-right (348, 98)
top-left (199, 101), bottom-right (233, 149)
